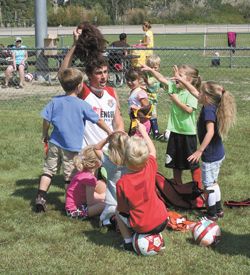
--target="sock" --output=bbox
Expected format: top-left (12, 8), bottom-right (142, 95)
top-left (191, 168), bottom-right (204, 207)
top-left (150, 118), bottom-right (160, 137)
top-left (37, 189), bottom-right (47, 199)
top-left (124, 238), bottom-right (132, 244)
top-left (206, 186), bottom-right (216, 207)
top-left (213, 184), bottom-right (221, 202)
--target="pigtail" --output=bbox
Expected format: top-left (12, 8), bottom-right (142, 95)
top-left (217, 89), bottom-right (237, 139)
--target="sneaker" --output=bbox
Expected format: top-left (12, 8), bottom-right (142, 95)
top-left (154, 133), bottom-right (164, 140)
top-left (1, 84), bottom-right (8, 89)
top-left (122, 242), bottom-right (135, 252)
top-left (35, 195), bottom-right (47, 212)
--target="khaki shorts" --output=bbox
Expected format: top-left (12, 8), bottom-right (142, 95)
top-left (43, 143), bottom-right (77, 181)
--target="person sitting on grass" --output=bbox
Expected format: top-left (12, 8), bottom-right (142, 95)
top-left (65, 145), bottom-right (106, 220)
top-left (35, 68), bottom-right (112, 213)
top-left (115, 121), bottom-right (169, 252)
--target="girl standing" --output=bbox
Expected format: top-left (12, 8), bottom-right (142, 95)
top-left (141, 21), bottom-right (154, 59)
top-left (177, 79), bottom-right (236, 220)
top-left (125, 68), bottom-right (152, 136)
top-left (141, 64), bottom-right (203, 207)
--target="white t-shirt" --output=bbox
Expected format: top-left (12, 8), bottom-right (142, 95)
top-left (81, 83), bottom-right (117, 148)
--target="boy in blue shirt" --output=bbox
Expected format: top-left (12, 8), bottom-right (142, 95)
top-left (35, 68), bottom-right (112, 212)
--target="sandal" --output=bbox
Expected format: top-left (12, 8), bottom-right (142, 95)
top-left (1, 84), bottom-right (8, 89)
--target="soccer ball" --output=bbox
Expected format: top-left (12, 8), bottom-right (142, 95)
top-left (132, 233), bottom-right (165, 256)
top-left (25, 73), bottom-right (33, 82)
top-left (192, 218), bottom-right (221, 247)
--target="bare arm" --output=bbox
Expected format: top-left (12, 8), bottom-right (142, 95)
top-left (137, 121), bottom-right (156, 157)
top-left (59, 28), bottom-right (80, 74)
top-left (141, 64), bottom-right (168, 86)
top-left (112, 91), bottom-right (124, 131)
top-left (172, 65), bottom-right (200, 99)
top-left (169, 94), bottom-right (193, 114)
top-left (187, 121), bottom-right (214, 163)
top-left (59, 45), bottom-right (76, 74)
top-left (96, 118), bottom-right (113, 135)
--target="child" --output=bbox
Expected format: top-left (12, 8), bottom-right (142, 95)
top-left (65, 145), bottom-right (106, 219)
top-left (125, 68), bottom-right (152, 136)
top-left (141, 64), bottom-right (203, 192)
top-left (35, 68), bottom-right (112, 213)
top-left (96, 131), bottom-right (129, 227)
top-left (144, 54), bottom-right (163, 139)
top-left (174, 76), bottom-right (236, 220)
top-left (116, 122), bottom-right (169, 252)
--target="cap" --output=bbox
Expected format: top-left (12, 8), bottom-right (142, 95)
top-left (15, 37), bottom-right (22, 42)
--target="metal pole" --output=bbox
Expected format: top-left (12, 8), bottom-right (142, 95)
top-left (35, 0), bottom-right (49, 80)
top-left (35, 0), bottom-right (47, 48)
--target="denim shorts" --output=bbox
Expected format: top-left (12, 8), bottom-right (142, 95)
top-left (202, 157), bottom-right (225, 187)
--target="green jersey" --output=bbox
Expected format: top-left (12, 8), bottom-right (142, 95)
top-left (166, 81), bottom-right (198, 135)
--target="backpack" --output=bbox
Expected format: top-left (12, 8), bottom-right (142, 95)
top-left (156, 172), bottom-right (205, 210)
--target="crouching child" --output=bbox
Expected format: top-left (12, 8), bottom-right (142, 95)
top-left (116, 121), bottom-right (169, 251)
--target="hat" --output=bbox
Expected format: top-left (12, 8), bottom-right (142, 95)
top-left (15, 37), bottom-right (22, 42)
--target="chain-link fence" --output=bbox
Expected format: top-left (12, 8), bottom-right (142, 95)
top-left (1, 46), bottom-right (250, 111)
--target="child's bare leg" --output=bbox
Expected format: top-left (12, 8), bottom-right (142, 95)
top-left (39, 175), bottom-right (52, 191)
top-left (115, 211), bottom-right (133, 239)
top-left (95, 180), bottom-right (106, 194)
top-left (88, 202), bottom-right (105, 217)
top-left (173, 168), bottom-right (183, 184)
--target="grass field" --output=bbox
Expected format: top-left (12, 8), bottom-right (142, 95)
top-left (0, 33), bottom-right (250, 274)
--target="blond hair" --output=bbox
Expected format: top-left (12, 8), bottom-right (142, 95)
top-left (124, 136), bottom-right (149, 170)
top-left (74, 145), bottom-right (100, 172)
top-left (108, 132), bottom-right (129, 166)
top-left (178, 64), bottom-right (201, 89)
top-left (146, 54), bottom-right (161, 68)
top-left (201, 81), bottom-right (237, 139)
top-left (58, 68), bottom-right (83, 93)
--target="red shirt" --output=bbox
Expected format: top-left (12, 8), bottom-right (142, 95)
top-left (116, 155), bottom-right (168, 233)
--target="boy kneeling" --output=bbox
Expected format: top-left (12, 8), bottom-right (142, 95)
top-left (116, 121), bottom-right (169, 251)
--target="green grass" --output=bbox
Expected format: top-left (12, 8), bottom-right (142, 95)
top-left (0, 35), bottom-right (250, 273)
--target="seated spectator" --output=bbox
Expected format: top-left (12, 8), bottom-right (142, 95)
top-left (110, 33), bottom-right (130, 49)
top-left (2, 37), bottom-right (28, 89)
top-left (211, 51), bottom-right (220, 67)
top-left (109, 33), bottom-right (130, 69)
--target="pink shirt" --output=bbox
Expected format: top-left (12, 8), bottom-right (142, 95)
top-left (65, 171), bottom-right (97, 211)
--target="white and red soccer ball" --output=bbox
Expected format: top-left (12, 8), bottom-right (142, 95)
top-left (25, 73), bottom-right (33, 82)
top-left (192, 218), bottom-right (221, 247)
top-left (132, 232), bottom-right (165, 256)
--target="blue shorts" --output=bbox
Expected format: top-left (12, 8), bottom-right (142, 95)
top-left (202, 157), bottom-right (225, 187)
